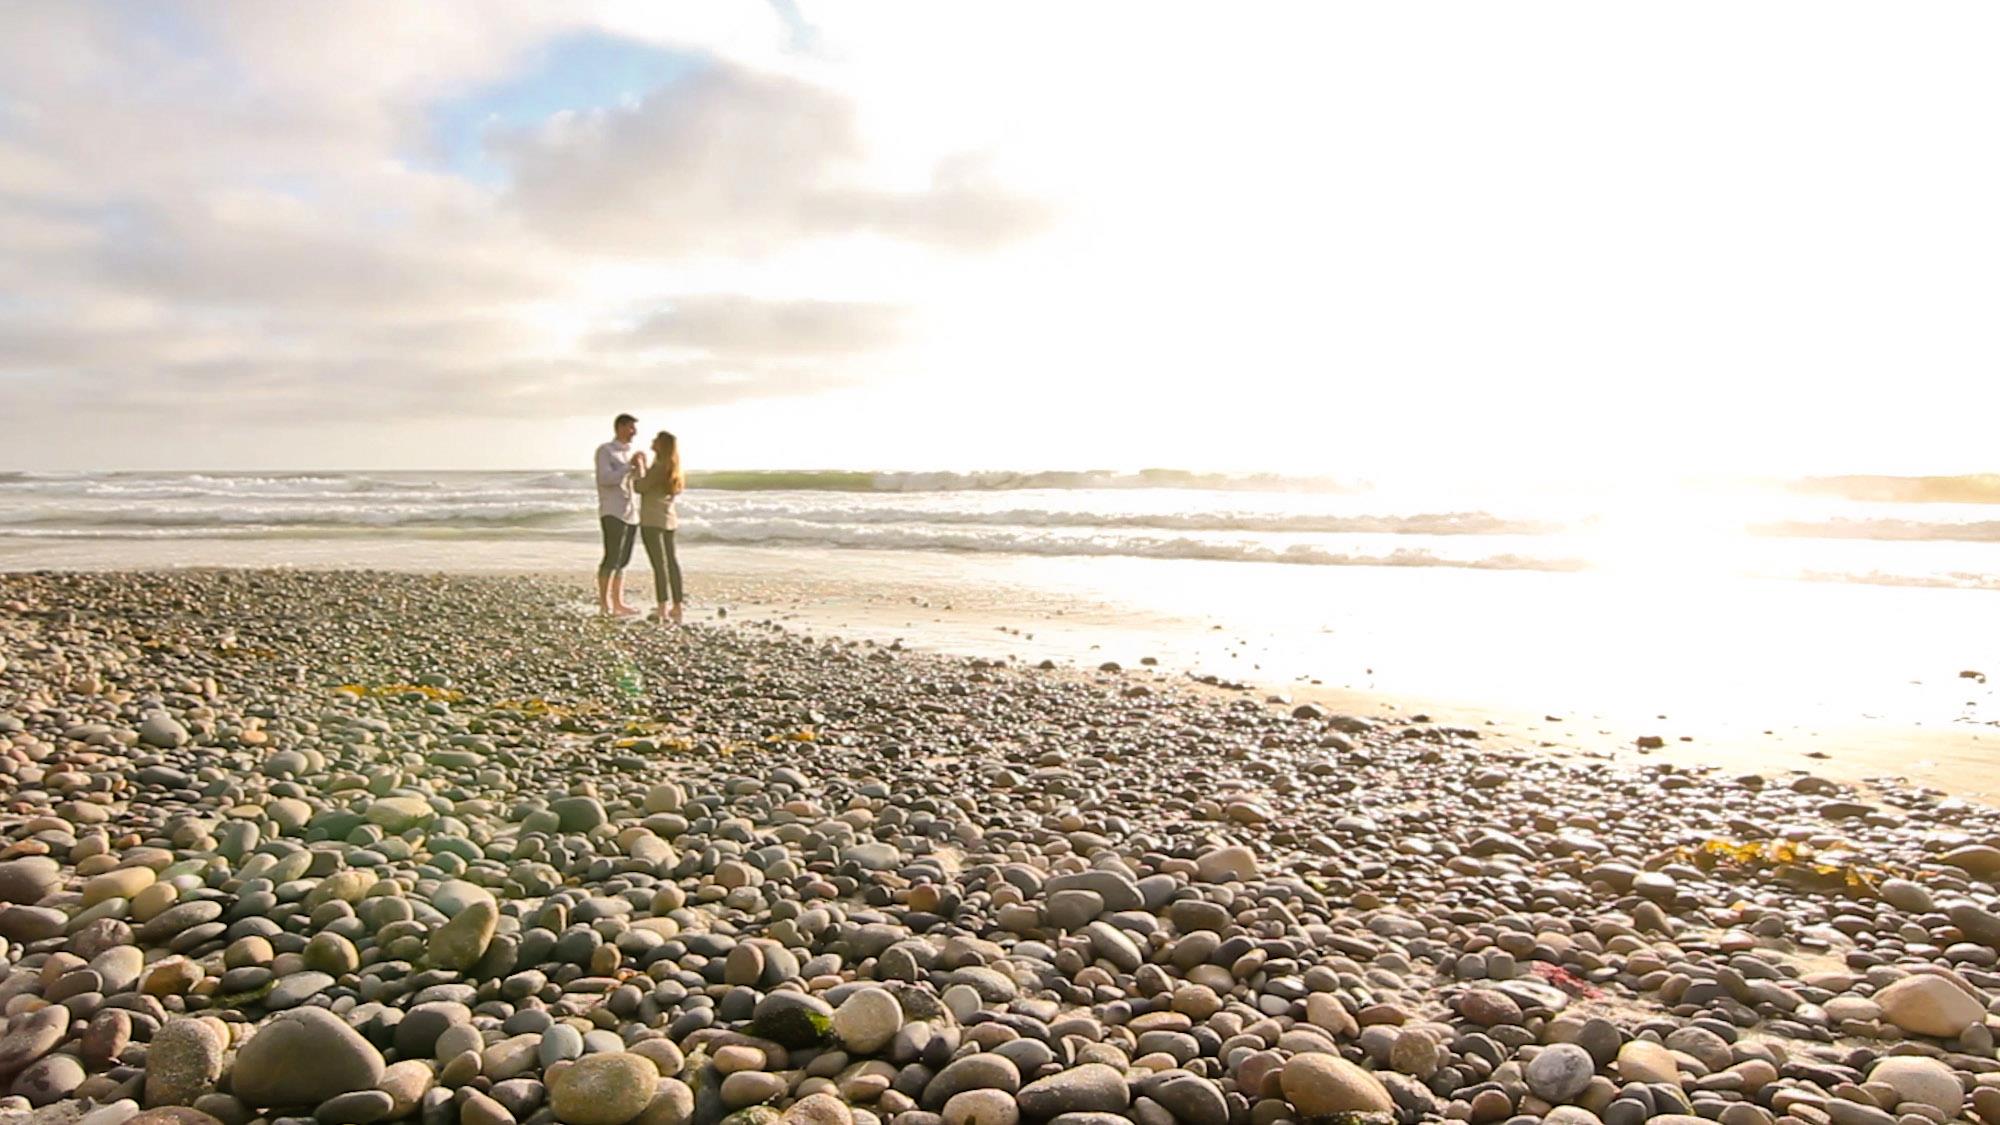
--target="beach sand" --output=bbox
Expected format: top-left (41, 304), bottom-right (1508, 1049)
top-left (5, 568), bottom-right (2000, 1125)
top-left (660, 552), bottom-right (2000, 804)
top-left (5, 528), bottom-right (1991, 800)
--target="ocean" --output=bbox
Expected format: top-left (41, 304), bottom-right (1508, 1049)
top-left (2, 468), bottom-right (1995, 774)
top-left (2, 468), bottom-right (1998, 590)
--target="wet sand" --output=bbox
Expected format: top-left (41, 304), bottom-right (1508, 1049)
top-left (660, 557), bottom-right (1999, 803)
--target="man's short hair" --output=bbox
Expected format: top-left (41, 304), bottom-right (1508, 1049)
top-left (614, 413), bottom-right (637, 427)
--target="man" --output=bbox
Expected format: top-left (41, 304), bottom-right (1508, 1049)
top-left (594, 413), bottom-right (644, 615)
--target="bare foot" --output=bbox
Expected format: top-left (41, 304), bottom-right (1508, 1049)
top-left (670, 603), bottom-right (684, 625)
top-left (613, 603), bottom-right (641, 617)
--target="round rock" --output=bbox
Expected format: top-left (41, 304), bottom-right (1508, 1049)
top-left (229, 1007), bottom-right (386, 1109)
top-left (1278, 1053), bottom-right (1394, 1117)
top-left (547, 1051), bottom-right (659, 1125)
top-left (1016, 1063), bottom-right (1131, 1119)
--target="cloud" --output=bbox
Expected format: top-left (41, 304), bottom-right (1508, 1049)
top-left (0, 293), bottom-right (882, 429)
top-left (0, 2), bottom-right (1061, 471)
top-left (494, 62), bottom-right (1050, 254)
top-left (601, 295), bottom-right (905, 357)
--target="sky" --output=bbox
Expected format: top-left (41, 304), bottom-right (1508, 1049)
top-left (2, 2), bottom-right (1997, 478)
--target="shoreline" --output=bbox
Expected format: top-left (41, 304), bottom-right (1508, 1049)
top-left (574, 557), bottom-right (1999, 804)
top-left (5, 548), bottom-right (1992, 802)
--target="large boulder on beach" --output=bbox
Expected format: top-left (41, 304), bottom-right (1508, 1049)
top-left (229, 1007), bottom-right (384, 1108)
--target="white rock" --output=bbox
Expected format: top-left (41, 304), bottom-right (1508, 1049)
top-left (831, 987), bottom-right (903, 1055)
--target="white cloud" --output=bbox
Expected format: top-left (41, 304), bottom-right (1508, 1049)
top-left (495, 61), bottom-right (1048, 255)
top-left (1, 2), bottom-right (1996, 475)
top-left (602, 295), bottom-right (905, 357)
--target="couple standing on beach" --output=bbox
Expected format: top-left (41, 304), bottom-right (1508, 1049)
top-left (594, 412), bottom-right (685, 623)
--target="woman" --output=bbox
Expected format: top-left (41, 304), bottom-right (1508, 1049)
top-left (634, 430), bottom-right (686, 624)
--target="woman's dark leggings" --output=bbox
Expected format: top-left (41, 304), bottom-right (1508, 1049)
top-left (641, 527), bottom-right (684, 604)
top-left (598, 516), bottom-right (637, 576)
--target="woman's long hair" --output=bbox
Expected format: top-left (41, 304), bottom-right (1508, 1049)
top-left (651, 432), bottom-right (684, 494)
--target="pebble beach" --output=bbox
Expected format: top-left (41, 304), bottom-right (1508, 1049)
top-left (2, 570), bottom-right (1999, 1125)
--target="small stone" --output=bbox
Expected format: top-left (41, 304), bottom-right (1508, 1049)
top-left (1192, 847), bottom-right (1257, 883)
top-left (1525, 1044), bottom-right (1595, 1104)
top-left (0, 858), bottom-right (60, 905)
top-left (78, 1100), bottom-right (141, 1125)
top-left (12, 1054), bottom-right (86, 1106)
top-left (0, 1006), bottom-right (70, 1076)
top-left (394, 1002), bottom-right (472, 1059)
top-left (139, 713), bottom-right (191, 748)
top-left (266, 970), bottom-right (337, 1010)
top-left (1878, 879), bottom-right (1932, 913)
top-left (832, 988), bottom-right (903, 1055)
top-left (1145, 1074), bottom-right (1227, 1125)
top-left (1866, 1057), bottom-right (1963, 1117)
top-left (720, 1071), bottom-right (786, 1109)
top-left (1278, 1053), bottom-right (1394, 1117)
top-left (83, 1010), bottom-right (133, 1068)
top-left (365, 797), bottom-right (434, 833)
top-left (1016, 1063), bottom-right (1131, 1118)
top-left (377, 1060), bottom-right (435, 1119)
top-left (547, 1052), bottom-right (659, 1125)
top-left (1615, 1040), bottom-right (1679, 1084)
top-left (1875, 975), bottom-right (1986, 1038)
top-left (431, 880), bottom-right (495, 918)
top-left (315, 1089), bottom-right (396, 1125)
top-left (230, 1007), bottom-right (386, 1108)
top-left (942, 1090), bottom-right (1018, 1125)
top-left (922, 1054), bottom-right (1021, 1112)
top-left (634, 1079), bottom-right (696, 1125)
top-left (1460, 989), bottom-right (1524, 1027)
top-left (778, 1093), bottom-right (850, 1125)
top-left (550, 797), bottom-right (607, 833)
top-left (540, 1025), bottom-right (586, 1067)
top-left (428, 899), bottom-right (499, 971)
top-left (304, 932), bottom-right (361, 976)
top-left (145, 1019), bottom-right (226, 1107)
top-left (459, 1090), bottom-right (516, 1125)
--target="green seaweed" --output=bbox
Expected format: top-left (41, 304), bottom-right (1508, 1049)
top-left (746, 1006), bottom-right (832, 1049)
